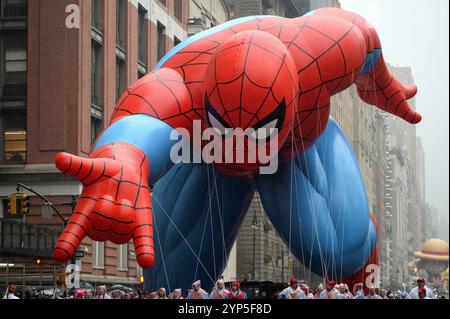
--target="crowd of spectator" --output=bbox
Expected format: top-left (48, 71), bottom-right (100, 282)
top-left (3, 277), bottom-right (448, 300)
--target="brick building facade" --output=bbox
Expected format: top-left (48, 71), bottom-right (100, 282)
top-left (0, 0), bottom-right (189, 287)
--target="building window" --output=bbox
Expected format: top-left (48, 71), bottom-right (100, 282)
top-left (138, 69), bottom-right (146, 79)
top-left (93, 241), bottom-right (105, 268)
top-left (91, 115), bottom-right (103, 145)
top-left (4, 130), bottom-right (26, 163)
top-left (157, 22), bottom-right (166, 62)
top-left (118, 244), bottom-right (128, 270)
top-left (1, 109), bottom-right (26, 164)
top-left (116, 57), bottom-right (125, 101)
top-left (116, 0), bottom-right (125, 48)
top-left (92, 0), bottom-right (102, 31)
top-left (0, 0), bottom-right (28, 18)
top-left (174, 0), bottom-right (183, 22)
top-left (138, 5), bottom-right (148, 64)
top-left (91, 40), bottom-right (102, 108)
top-left (157, 0), bottom-right (166, 7)
top-left (1, 30), bottom-right (27, 99)
top-left (174, 36), bottom-right (181, 47)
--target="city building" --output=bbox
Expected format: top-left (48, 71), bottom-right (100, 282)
top-left (416, 137), bottom-right (425, 205)
top-left (416, 137), bottom-right (433, 244)
top-left (0, 0), bottom-right (189, 288)
top-left (228, 0), bottom-right (307, 19)
top-left (188, 0), bottom-right (230, 36)
top-left (384, 65), bottom-right (421, 287)
top-left (388, 140), bottom-right (410, 287)
top-left (431, 206), bottom-right (449, 243)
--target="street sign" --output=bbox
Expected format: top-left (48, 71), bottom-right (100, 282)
top-left (74, 250), bottom-right (85, 258)
top-left (41, 203), bottom-right (53, 218)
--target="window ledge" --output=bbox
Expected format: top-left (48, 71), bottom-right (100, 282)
top-left (93, 266), bottom-right (105, 270)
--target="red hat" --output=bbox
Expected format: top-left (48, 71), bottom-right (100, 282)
top-left (232, 281), bottom-right (240, 288)
top-left (326, 280), bottom-right (336, 287)
top-left (290, 278), bottom-right (298, 286)
top-left (417, 277), bottom-right (426, 283)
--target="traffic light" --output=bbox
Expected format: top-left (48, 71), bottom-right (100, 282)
top-left (20, 193), bottom-right (30, 214)
top-left (140, 275), bottom-right (145, 284)
top-left (7, 192), bottom-right (30, 216)
top-left (7, 193), bottom-right (17, 215)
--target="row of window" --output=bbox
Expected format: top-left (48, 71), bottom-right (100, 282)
top-left (0, 0), bottom-right (27, 164)
top-left (90, 0), bottom-right (177, 144)
top-left (0, 0), bottom-right (181, 164)
top-left (159, 0), bottom-right (183, 23)
top-left (0, 0), bottom-right (27, 18)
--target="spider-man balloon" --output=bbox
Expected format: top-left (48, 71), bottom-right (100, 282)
top-left (54, 8), bottom-right (420, 292)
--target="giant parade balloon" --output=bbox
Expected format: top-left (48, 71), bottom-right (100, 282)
top-left (53, 8), bottom-right (421, 292)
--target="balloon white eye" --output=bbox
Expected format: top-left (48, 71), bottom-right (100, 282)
top-left (208, 111), bottom-right (231, 136)
top-left (249, 119), bottom-right (278, 141)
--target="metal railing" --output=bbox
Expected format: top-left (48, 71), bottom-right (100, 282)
top-left (2, 84), bottom-right (27, 99)
top-left (0, 218), bottom-right (62, 258)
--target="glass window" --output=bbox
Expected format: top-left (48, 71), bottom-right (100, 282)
top-left (2, 30), bottom-right (27, 98)
top-left (93, 241), bottom-right (105, 268)
top-left (1, 109), bottom-right (26, 164)
top-left (91, 116), bottom-right (103, 145)
top-left (138, 5), bottom-right (148, 64)
top-left (92, 0), bottom-right (102, 31)
top-left (118, 244), bottom-right (128, 270)
top-left (138, 69), bottom-right (146, 79)
top-left (91, 40), bottom-right (102, 107)
top-left (116, 0), bottom-right (125, 47)
top-left (116, 57), bottom-right (125, 101)
top-left (1, 0), bottom-right (28, 18)
top-left (4, 130), bottom-right (26, 163)
top-left (174, 0), bottom-right (182, 22)
top-left (157, 0), bottom-right (166, 7)
top-left (157, 22), bottom-right (166, 62)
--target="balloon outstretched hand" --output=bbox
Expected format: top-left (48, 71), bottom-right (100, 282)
top-left (53, 143), bottom-right (155, 269)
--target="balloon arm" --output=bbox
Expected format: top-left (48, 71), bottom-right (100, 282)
top-left (299, 8), bottom-right (422, 125)
top-left (91, 68), bottom-right (193, 185)
top-left (355, 51), bottom-right (422, 125)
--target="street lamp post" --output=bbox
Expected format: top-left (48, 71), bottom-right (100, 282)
top-left (251, 213), bottom-right (258, 281)
top-left (16, 183), bottom-right (78, 265)
top-left (16, 183), bottom-right (68, 226)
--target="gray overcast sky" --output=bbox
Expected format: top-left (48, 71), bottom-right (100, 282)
top-left (340, 0), bottom-right (449, 217)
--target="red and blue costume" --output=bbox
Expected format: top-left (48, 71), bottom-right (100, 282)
top-left (226, 282), bottom-right (248, 300)
top-left (53, 8), bottom-right (420, 292)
